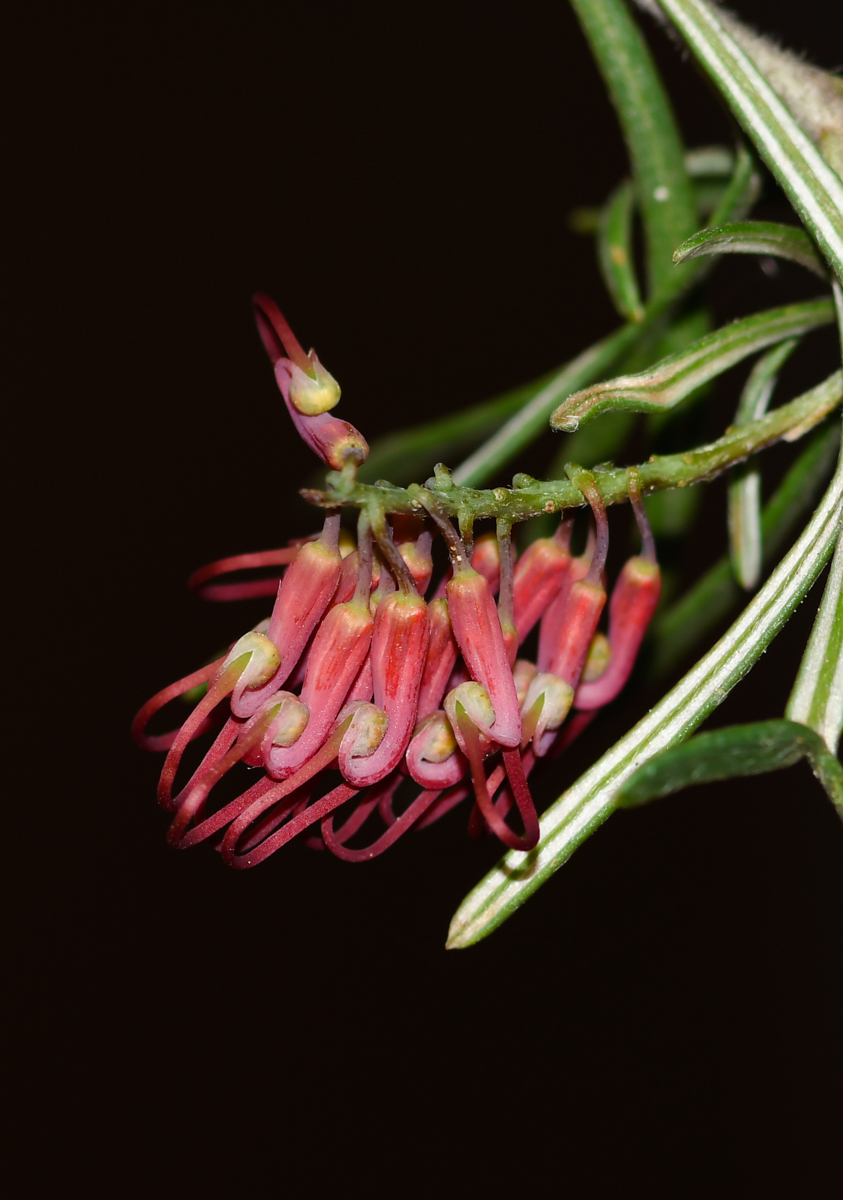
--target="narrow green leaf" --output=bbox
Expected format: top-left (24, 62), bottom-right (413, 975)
top-left (728, 339), bottom-right (798, 590)
top-left (571, 0), bottom-right (698, 301)
top-left (650, 0), bottom-right (843, 282)
top-left (706, 141), bottom-right (761, 226)
top-left (651, 423), bottom-right (841, 677)
top-left (446, 450), bottom-right (843, 948)
top-left (551, 297), bottom-right (833, 431)
top-left (452, 146), bottom-right (759, 487)
top-left (674, 221), bottom-right (828, 278)
top-left (598, 181), bottom-right (645, 322)
top-left (616, 719), bottom-right (842, 813)
top-left (786, 518), bottom-right (843, 754)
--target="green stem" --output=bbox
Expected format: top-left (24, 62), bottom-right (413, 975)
top-left (310, 370), bottom-right (843, 523)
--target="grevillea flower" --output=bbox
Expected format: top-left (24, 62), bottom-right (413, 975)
top-left (135, 297), bottom-right (661, 868)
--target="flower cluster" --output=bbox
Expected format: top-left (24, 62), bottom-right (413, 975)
top-left (134, 298), bottom-right (661, 866)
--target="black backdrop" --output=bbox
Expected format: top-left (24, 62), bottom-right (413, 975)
top-left (13, 1), bottom-right (842, 1193)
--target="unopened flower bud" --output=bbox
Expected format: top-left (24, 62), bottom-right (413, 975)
top-left (546, 579), bottom-right (607, 690)
top-left (417, 598), bottom-right (459, 719)
top-left (288, 353), bottom-right (341, 415)
top-left (512, 525), bottom-right (573, 643)
top-left (471, 532), bottom-right (501, 592)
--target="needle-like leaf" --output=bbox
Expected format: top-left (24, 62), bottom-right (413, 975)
top-left (552, 298), bottom-right (833, 431)
top-left (673, 221), bottom-right (828, 279)
top-left (616, 719), bottom-right (843, 815)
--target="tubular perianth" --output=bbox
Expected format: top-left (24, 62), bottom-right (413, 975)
top-left (188, 547), bottom-right (299, 602)
top-left (446, 566), bottom-right (522, 748)
top-left (167, 699), bottom-right (288, 845)
top-left (263, 598), bottom-right (374, 779)
top-left (398, 528), bottom-right (434, 596)
top-left (542, 469), bottom-right (609, 693)
top-left (454, 704), bottom-right (536, 850)
top-left (536, 546), bottom-right (593, 673)
top-left (405, 711), bottom-right (466, 790)
top-left (574, 556), bottom-right (661, 709)
top-left (416, 598), bottom-right (459, 719)
top-left (574, 468), bottom-right (660, 710)
top-left (132, 655), bottom-right (226, 752)
top-left (496, 520), bottom-right (518, 668)
top-left (156, 634), bottom-right (280, 809)
top-left (338, 590), bottom-right (431, 787)
top-left (234, 514), bottom-right (343, 718)
top-left (346, 655), bottom-right (374, 704)
top-left (512, 517), bottom-right (574, 645)
top-left (223, 783), bottom-right (361, 868)
top-left (321, 784), bottom-right (446, 862)
top-left (545, 579), bottom-right (607, 693)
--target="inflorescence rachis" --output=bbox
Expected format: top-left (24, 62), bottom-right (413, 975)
top-left (133, 295), bottom-right (830, 866)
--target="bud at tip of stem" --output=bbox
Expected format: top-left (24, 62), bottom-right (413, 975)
top-left (288, 354), bottom-right (341, 416)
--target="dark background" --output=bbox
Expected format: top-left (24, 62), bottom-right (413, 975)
top-left (13, 1), bottom-right (842, 1194)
